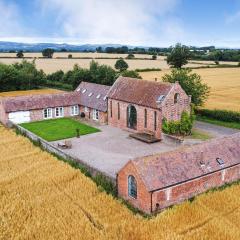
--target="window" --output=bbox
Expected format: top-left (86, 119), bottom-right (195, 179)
top-left (110, 101), bottom-right (112, 118)
top-left (96, 94), bottom-right (101, 99)
top-left (84, 107), bottom-right (89, 112)
top-left (43, 108), bottom-right (52, 119)
top-left (76, 88), bottom-right (80, 92)
top-left (117, 102), bottom-right (120, 120)
top-left (154, 111), bottom-right (157, 131)
top-left (144, 109), bottom-right (147, 128)
top-left (93, 109), bottom-right (99, 121)
top-left (71, 105), bottom-right (79, 116)
top-left (128, 175), bottom-right (137, 199)
top-left (55, 107), bottom-right (64, 118)
top-left (82, 89), bottom-right (86, 93)
top-left (103, 96), bottom-right (107, 101)
top-left (174, 93), bottom-right (180, 104)
top-left (88, 92), bottom-right (93, 97)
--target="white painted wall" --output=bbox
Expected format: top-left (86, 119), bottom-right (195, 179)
top-left (8, 111), bottom-right (30, 124)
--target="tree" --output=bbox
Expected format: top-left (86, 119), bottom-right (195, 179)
top-left (42, 48), bottom-right (55, 58)
top-left (16, 50), bottom-right (24, 58)
top-left (68, 54), bottom-right (73, 59)
top-left (126, 53), bottom-right (135, 59)
top-left (152, 54), bottom-right (157, 60)
top-left (167, 43), bottom-right (190, 68)
top-left (115, 58), bottom-right (129, 71)
top-left (120, 70), bottom-right (142, 79)
top-left (162, 68), bottom-right (210, 107)
top-left (96, 46), bottom-right (103, 53)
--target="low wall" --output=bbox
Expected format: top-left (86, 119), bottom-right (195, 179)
top-left (11, 122), bottom-right (116, 185)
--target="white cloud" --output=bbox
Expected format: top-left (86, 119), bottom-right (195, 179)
top-left (0, 0), bottom-right (23, 37)
top-left (38, 0), bottom-right (184, 46)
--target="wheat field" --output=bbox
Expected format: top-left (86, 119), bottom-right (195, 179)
top-left (0, 89), bottom-right (63, 98)
top-left (0, 125), bottom-right (240, 240)
top-left (140, 68), bottom-right (240, 112)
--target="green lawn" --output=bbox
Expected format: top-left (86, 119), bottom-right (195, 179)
top-left (196, 116), bottom-right (240, 130)
top-left (21, 118), bottom-right (100, 141)
top-left (188, 128), bottom-right (213, 140)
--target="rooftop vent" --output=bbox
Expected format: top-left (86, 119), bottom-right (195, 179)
top-left (88, 93), bottom-right (93, 97)
top-left (82, 89), bottom-right (87, 93)
top-left (216, 157), bottom-right (224, 165)
top-left (157, 95), bottom-right (165, 103)
top-left (96, 94), bottom-right (101, 99)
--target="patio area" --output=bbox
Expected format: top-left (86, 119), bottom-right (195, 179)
top-left (51, 125), bottom-right (182, 178)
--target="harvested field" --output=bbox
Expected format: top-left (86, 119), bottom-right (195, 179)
top-left (0, 125), bottom-right (240, 240)
top-left (0, 88), bottom-right (63, 98)
top-left (140, 68), bottom-right (240, 112)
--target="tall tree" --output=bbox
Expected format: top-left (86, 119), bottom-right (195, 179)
top-left (115, 58), bottom-right (129, 71)
top-left (16, 50), bottom-right (24, 58)
top-left (42, 48), bottom-right (55, 58)
top-left (162, 68), bottom-right (210, 107)
top-left (167, 43), bottom-right (190, 68)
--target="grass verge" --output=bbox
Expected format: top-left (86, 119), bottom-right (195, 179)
top-left (188, 128), bottom-right (213, 140)
top-left (20, 117), bottom-right (100, 141)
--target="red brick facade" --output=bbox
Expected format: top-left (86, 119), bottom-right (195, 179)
top-left (118, 162), bottom-right (240, 214)
top-left (160, 82), bottom-right (191, 122)
top-left (108, 99), bottom-right (162, 139)
top-left (79, 106), bottom-right (108, 124)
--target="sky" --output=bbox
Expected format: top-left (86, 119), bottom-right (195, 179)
top-left (0, 0), bottom-right (240, 47)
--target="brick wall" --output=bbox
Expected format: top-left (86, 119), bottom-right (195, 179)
top-left (117, 161), bottom-right (152, 213)
top-left (30, 106), bottom-right (78, 122)
top-left (118, 163), bottom-right (240, 214)
top-left (160, 82), bottom-right (191, 121)
top-left (0, 102), bottom-right (8, 125)
top-left (108, 99), bottom-right (162, 139)
top-left (79, 106), bottom-right (108, 124)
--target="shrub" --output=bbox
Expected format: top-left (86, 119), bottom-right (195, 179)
top-left (196, 108), bottom-right (240, 122)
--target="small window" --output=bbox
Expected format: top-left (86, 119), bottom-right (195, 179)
top-left (117, 102), bottom-right (120, 120)
top-left (128, 175), bottom-right (137, 199)
top-left (76, 88), bottom-right (80, 92)
top-left (88, 93), bottom-right (93, 97)
top-left (144, 109), bottom-right (147, 128)
top-left (71, 105), bottom-right (79, 116)
top-left (103, 96), bottom-right (107, 101)
top-left (82, 89), bottom-right (87, 93)
top-left (174, 93), bottom-right (180, 104)
top-left (154, 111), bottom-right (157, 131)
top-left (110, 101), bottom-right (112, 118)
top-left (43, 108), bottom-right (52, 119)
top-left (216, 157), bottom-right (224, 165)
top-left (84, 107), bottom-right (89, 112)
top-left (55, 107), bottom-right (64, 118)
top-left (96, 94), bottom-right (101, 99)
top-left (93, 109), bottom-right (99, 121)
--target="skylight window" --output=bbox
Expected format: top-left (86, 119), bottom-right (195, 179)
top-left (157, 95), bottom-right (165, 103)
top-left (88, 93), bottom-right (93, 97)
top-left (96, 94), bottom-right (101, 99)
top-left (82, 89), bottom-right (87, 93)
top-left (76, 88), bottom-right (80, 92)
top-left (216, 157), bottom-right (224, 165)
top-left (103, 96), bottom-right (107, 101)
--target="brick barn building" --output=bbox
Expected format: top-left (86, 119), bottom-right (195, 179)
top-left (107, 77), bottom-right (191, 139)
top-left (117, 133), bottom-right (240, 213)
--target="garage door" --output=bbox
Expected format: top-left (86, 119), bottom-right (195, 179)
top-left (8, 111), bottom-right (31, 124)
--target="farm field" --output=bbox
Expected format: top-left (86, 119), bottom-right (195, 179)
top-left (0, 88), bottom-right (63, 98)
top-left (0, 125), bottom-right (240, 240)
top-left (140, 68), bottom-right (240, 112)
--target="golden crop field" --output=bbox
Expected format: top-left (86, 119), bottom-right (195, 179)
top-left (0, 125), bottom-right (240, 240)
top-left (140, 68), bottom-right (240, 112)
top-left (0, 89), bottom-right (63, 98)
top-left (1, 52), bottom-right (237, 74)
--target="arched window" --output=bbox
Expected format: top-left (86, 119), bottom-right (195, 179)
top-left (128, 175), bottom-right (137, 199)
top-left (127, 105), bottom-right (137, 130)
top-left (174, 93), bottom-right (180, 104)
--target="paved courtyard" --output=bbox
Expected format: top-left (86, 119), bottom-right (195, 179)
top-left (52, 125), bottom-right (181, 178)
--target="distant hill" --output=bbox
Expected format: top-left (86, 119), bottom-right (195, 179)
top-left (0, 42), bottom-right (137, 52)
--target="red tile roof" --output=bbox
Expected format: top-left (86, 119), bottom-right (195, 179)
top-left (75, 82), bottom-right (111, 112)
top-left (130, 133), bottom-right (240, 192)
top-left (107, 76), bottom-right (173, 109)
top-left (2, 92), bottom-right (80, 113)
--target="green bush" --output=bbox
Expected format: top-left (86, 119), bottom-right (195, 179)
top-left (196, 109), bottom-right (240, 122)
top-left (162, 111), bottom-right (194, 136)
